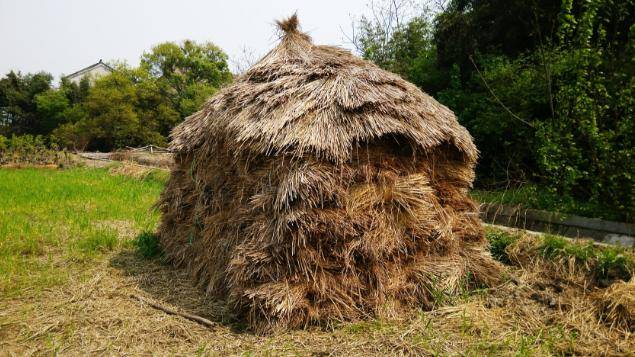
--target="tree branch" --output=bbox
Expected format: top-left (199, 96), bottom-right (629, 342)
top-left (469, 55), bottom-right (535, 128)
top-left (130, 294), bottom-right (216, 329)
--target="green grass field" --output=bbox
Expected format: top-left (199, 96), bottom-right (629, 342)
top-left (1, 167), bottom-right (632, 355)
top-left (0, 167), bottom-right (163, 297)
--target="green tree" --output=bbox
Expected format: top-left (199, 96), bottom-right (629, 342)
top-left (3, 40), bottom-right (232, 150)
top-left (535, 0), bottom-right (635, 218)
top-left (140, 40), bottom-right (233, 118)
top-left (35, 89), bottom-right (70, 135)
top-left (52, 66), bottom-right (176, 151)
top-left (352, 0), bottom-right (635, 221)
top-left (133, 67), bottom-right (181, 138)
top-left (0, 71), bottom-right (53, 135)
top-left (434, 0), bottom-right (562, 77)
top-left (60, 76), bottom-right (91, 104)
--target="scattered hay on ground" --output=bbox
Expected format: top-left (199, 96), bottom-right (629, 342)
top-left (110, 151), bottom-right (173, 168)
top-left (1, 230), bottom-right (633, 355)
top-left (107, 162), bottom-right (168, 183)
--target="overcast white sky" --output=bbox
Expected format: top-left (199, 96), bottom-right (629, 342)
top-left (0, 0), bottom-right (371, 79)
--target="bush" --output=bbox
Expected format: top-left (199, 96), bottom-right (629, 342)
top-left (485, 229), bottom-right (520, 264)
top-left (0, 134), bottom-right (70, 166)
top-left (487, 228), bottom-right (633, 281)
top-left (539, 235), bottom-right (632, 280)
top-left (134, 231), bottom-right (162, 258)
top-left (437, 54), bottom-right (548, 185)
top-left (0, 135), bottom-right (7, 151)
top-left (472, 184), bottom-right (625, 221)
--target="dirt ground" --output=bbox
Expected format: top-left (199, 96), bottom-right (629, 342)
top-left (1, 233), bottom-right (633, 356)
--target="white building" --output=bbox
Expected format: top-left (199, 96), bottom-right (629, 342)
top-left (64, 59), bottom-right (113, 85)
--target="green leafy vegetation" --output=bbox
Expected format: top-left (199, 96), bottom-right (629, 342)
top-left (134, 231), bottom-right (163, 258)
top-left (0, 168), bottom-right (163, 296)
top-left (0, 133), bottom-right (71, 165)
top-left (471, 184), bottom-right (624, 222)
top-left (539, 235), bottom-right (633, 280)
top-left (74, 229), bottom-right (119, 254)
top-left (352, 0), bottom-right (634, 222)
top-left (485, 229), bottom-right (520, 264)
top-left (0, 40), bottom-right (232, 152)
top-left (142, 168), bottom-right (170, 184)
top-left (485, 228), bottom-right (634, 280)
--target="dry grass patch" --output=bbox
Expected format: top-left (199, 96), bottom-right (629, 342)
top-left (2, 230), bottom-right (633, 356)
top-left (107, 162), bottom-right (168, 183)
top-left (110, 151), bottom-right (174, 169)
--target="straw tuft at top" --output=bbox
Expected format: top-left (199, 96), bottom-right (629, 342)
top-left (276, 13), bottom-right (300, 35)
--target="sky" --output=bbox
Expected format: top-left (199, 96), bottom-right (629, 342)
top-left (0, 0), bottom-right (371, 79)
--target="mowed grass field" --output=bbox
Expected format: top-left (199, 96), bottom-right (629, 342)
top-left (1, 167), bottom-right (633, 356)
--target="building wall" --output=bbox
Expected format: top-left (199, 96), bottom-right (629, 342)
top-left (67, 64), bottom-right (112, 85)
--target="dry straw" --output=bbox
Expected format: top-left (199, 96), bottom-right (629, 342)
top-left (158, 14), bottom-right (503, 333)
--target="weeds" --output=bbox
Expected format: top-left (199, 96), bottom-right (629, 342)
top-left (485, 229), bottom-right (519, 264)
top-left (594, 248), bottom-right (631, 280)
top-left (344, 320), bottom-right (390, 334)
top-left (107, 162), bottom-right (169, 184)
top-left (134, 231), bottom-right (163, 258)
top-left (539, 235), bottom-right (633, 279)
top-left (75, 229), bottom-right (118, 254)
top-left (539, 235), bottom-right (594, 261)
top-left (486, 228), bottom-right (634, 281)
top-left (0, 134), bottom-right (73, 166)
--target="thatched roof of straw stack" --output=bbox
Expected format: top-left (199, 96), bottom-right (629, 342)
top-left (159, 14), bottom-right (501, 333)
top-left (170, 14), bottom-right (477, 164)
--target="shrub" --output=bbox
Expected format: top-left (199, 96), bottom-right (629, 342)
top-left (134, 231), bottom-right (162, 258)
top-left (485, 229), bottom-right (520, 264)
top-left (0, 134), bottom-right (68, 165)
top-left (0, 134), bottom-right (7, 151)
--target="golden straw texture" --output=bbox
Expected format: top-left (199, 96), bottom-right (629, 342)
top-left (158, 14), bottom-right (502, 333)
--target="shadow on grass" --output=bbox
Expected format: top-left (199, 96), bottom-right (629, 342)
top-left (108, 233), bottom-right (250, 334)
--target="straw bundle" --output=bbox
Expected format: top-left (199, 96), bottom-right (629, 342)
top-left (157, 15), bottom-right (502, 332)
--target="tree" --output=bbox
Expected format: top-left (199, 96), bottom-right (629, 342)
top-left (434, 0), bottom-right (562, 77)
top-left (0, 71), bottom-right (53, 136)
top-left (52, 66), bottom-right (178, 151)
top-left (132, 67), bottom-right (180, 138)
top-left (347, 1), bottom-right (449, 94)
top-left (48, 40), bottom-right (233, 151)
top-left (35, 89), bottom-right (69, 135)
top-left (140, 40), bottom-right (233, 118)
top-left (350, 0), bottom-right (634, 221)
top-left (60, 76), bottom-right (91, 104)
top-left (54, 68), bottom-right (171, 151)
top-left (3, 39), bottom-right (232, 150)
